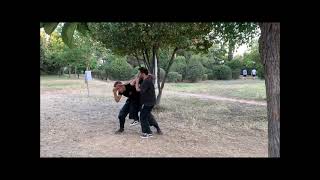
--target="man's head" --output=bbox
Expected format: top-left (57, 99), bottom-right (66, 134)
top-left (138, 67), bottom-right (149, 79)
top-left (114, 81), bottom-right (125, 93)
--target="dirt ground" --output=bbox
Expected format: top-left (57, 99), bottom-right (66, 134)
top-left (40, 78), bottom-right (267, 157)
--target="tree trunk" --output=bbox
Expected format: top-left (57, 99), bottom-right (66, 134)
top-left (259, 23), bottom-right (280, 157)
top-left (152, 46), bottom-right (158, 85)
top-left (75, 66), bottom-right (78, 78)
top-left (228, 41), bottom-right (235, 61)
top-left (156, 47), bottom-right (178, 105)
top-left (142, 50), bottom-right (151, 70)
top-left (134, 54), bottom-right (142, 67)
top-left (156, 51), bottom-right (161, 93)
top-left (68, 66), bottom-right (71, 78)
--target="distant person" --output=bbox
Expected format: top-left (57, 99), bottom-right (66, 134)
top-left (242, 69), bottom-right (247, 80)
top-left (251, 68), bottom-right (257, 80)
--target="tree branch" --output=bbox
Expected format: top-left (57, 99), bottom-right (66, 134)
top-left (161, 47), bottom-right (179, 90)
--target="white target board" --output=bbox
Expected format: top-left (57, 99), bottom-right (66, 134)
top-left (85, 71), bottom-right (92, 81)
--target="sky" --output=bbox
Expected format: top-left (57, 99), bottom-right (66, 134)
top-left (234, 44), bottom-right (248, 56)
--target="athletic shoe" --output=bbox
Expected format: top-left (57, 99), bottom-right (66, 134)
top-left (148, 133), bottom-right (153, 137)
top-left (115, 128), bottom-right (124, 134)
top-left (130, 120), bottom-right (139, 126)
top-left (140, 133), bottom-right (149, 138)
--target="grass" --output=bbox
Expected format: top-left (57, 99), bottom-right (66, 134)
top-left (41, 75), bottom-right (268, 157)
top-left (164, 79), bottom-right (266, 101)
top-left (41, 75), bottom-right (85, 90)
top-left (155, 95), bottom-right (267, 131)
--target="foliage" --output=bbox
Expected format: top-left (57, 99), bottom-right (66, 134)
top-left (167, 72), bottom-right (182, 83)
top-left (211, 65), bottom-right (232, 80)
top-left (169, 55), bottom-right (187, 79)
top-left (202, 74), bottom-right (208, 81)
top-left (185, 58), bottom-right (204, 82)
top-left (108, 57), bottom-right (134, 80)
top-left (225, 59), bottom-right (243, 70)
top-left (231, 68), bottom-right (241, 79)
top-left (41, 22), bottom-right (90, 48)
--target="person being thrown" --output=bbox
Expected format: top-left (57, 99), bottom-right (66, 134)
top-left (112, 78), bottom-right (141, 134)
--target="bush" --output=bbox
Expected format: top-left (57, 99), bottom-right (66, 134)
top-left (231, 68), bottom-right (241, 79)
top-left (257, 65), bottom-right (265, 79)
top-left (159, 68), bottom-right (165, 82)
top-left (109, 57), bottom-right (134, 80)
top-left (202, 74), bottom-right (208, 81)
top-left (170, 56), bottom-right (187, 79)
top-left (167, 72), bottom-right (182, 82)
top-left (207, 70), bottom-right (214, 80)
top-left (185, 59), bottom-right (204, 82)
top-left (225, 59), bottom-right (243, 70)
top-left (211, 65), bottom-right (232, 80)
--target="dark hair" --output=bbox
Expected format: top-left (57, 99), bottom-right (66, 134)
top-left (138, 67), bottom-right (149, 75)
top-left (113, 81), bottom-right (122, 87)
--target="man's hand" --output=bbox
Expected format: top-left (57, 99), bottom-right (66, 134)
top-left (112, 87), bottom-right (117, 93)
top-left (130, 79), bottom-right (136, 86)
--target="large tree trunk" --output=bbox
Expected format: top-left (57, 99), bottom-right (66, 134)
top-left (156, 52), bottom-right (161, 94)
top-left (259, 23), bottom-right (280, 157)
top-left (156, 47), bottom-right (178, 105)
top-left (152, 46), bottom-right (159, 85)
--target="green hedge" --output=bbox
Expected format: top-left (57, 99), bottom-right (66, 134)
top-left (211, 65), bottom-right (232, 80)
top-left (167, 72), bottom-right (182, 82)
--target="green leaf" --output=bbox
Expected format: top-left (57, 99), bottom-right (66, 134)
top-left (62, 23), bottom-right (78, 48)
top-left (77, 23), bottom-right (90, 35)
top-left (43, 23), bottom-right (59, 34)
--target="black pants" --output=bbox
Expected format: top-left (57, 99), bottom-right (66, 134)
top-left (140, 105), bottom-right (160, 134)
top-left (118, 100), bottom-right (140, 129)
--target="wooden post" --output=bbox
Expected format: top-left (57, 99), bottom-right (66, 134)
top-left (86, 66), bottom-right (90, 97)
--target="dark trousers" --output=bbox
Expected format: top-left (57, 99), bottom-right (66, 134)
top-left (118, 100), bottom-right (140, 129)
top-left (140, 105), bottom-right (160, 134)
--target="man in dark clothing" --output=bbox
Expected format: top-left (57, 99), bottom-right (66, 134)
top-left (134, 67), bottom-right (162, 138)
top-left (113, 80), bottom-right (141, 134)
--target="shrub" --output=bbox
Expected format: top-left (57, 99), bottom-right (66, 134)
top-left (159, 68), bottom-right (165, 82)
top-left (202, 74), bottom-right (208, 81)
top-left (170, 56), bottom-right (187, 79)
top-left (185, 59), bottom-right (204, 82)
top-left (211, 65), bottom-right (232, 80)
top-left (225, 59), bottom-right (243, 70)
top-left (167, 72), bottom-right (182, 82)
top-left (257, 65), bottom-right (265, 79)
top-left (231, 68), bottom-right (241, 79)
top-left (109, 57), bottom-right (133, 80)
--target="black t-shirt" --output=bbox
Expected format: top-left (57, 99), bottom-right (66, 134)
top-left (119, 83), bottom-right (140, 103)
top-left (140, 78), bottom-right (156, 106)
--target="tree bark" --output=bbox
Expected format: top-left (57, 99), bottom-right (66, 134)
top-left (156, 47), bottom-right (178, 105)
top-left (142, 50), bottom-right (151, 70)
top-left (75, 66), bottom-right (78, 78)
top-left (134, 54), bottom-right (142, 67)
top-left (156, 51), bottom-right (161, 93)
top-left (228, 41), bottom-right (235, 61)
top-left (259, 23), bottom-right (280, 157)
top-left (68, 66), bottom-right (71, 78)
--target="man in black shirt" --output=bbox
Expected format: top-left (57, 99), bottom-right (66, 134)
top-left (113, 80), bottom-right (141, 134)
top-left (134, 67), bottom-right (162, 138)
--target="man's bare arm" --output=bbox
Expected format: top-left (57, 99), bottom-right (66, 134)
top-left (112, 88), bottom-right (122, 102)
top-left (135, 78), bottom-right (141, 92)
